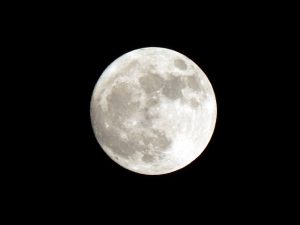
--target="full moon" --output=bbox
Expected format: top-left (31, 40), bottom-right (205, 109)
top-left (90, 47), bottom-right (217, 175)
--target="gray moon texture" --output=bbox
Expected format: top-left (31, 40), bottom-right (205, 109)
top-left (90, 47), bottom-right (217, 175)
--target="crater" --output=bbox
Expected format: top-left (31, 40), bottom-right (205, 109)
top-left (162, 76), bottom-right (185, 100)
top-left (106, 82), bottom-right (140, 125)
top-left (174, 59), bottom-right (187, 70)
top-left (139, 73), bottom-right (164, 94)
top-left (142, 154), bottom-right (155, 163)
top-left (101, 128), bottom-right (149, 159)
top-left (150, 129), bottom-right (171, 151)
top-left (123, 60), bottom-right (139, 75)
top-left (147, 94), bottom-right (160, 107)
top-left (185, 75), bottom-right (201, 91)
top-left (95, 114), bottom-right (171, 160)
top-left (190, 98), bottom-right (200, 108)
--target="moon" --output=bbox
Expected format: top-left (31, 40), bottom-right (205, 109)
top-left (90, 47), bottom-right (217, 175)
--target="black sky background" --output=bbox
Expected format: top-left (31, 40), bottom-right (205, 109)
top-left (48, 26), bottom-right (265, 204)
top-left (9, 2), bottom-right (295, 220)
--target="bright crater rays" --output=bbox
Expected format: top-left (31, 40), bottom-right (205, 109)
top-left (90, 47), bottom-right (217, 175)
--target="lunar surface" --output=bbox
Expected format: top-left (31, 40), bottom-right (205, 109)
top-left (90, 47), bottom-right (217, 175)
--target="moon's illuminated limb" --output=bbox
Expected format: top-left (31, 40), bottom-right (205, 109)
top-left (90, 47), bottom-right (217, 175)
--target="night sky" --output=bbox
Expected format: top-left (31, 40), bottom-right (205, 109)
top-left (12, 3), bottom-right (290, 219)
